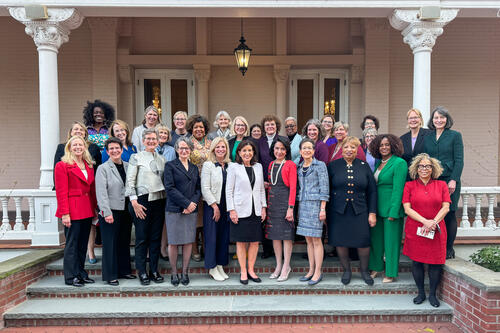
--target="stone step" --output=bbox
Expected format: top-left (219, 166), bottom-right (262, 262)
top-left (3, 294), bottom-right (453, 327)
top-left (28, 272), bottom-right (423, 298)
top-left (46, 253), bottom-right (413, 276)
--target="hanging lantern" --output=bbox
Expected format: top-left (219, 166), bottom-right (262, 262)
top-left (234, 20), bottom-right (252, 76)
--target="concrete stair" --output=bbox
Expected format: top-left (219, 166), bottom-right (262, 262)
top-left (3, 250), bottom-right (453, 327)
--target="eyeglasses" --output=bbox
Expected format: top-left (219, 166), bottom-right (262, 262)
top-left (178, 147), bottom-right (191, 151)
top-left (364, 135), bottom-right (375, 139)
top-left (418, 165), bottom-right (432, 170)
top-left (174, 118), bottom-right (186, 121)
top-left (322, 120), bottom-right (333, 124)
top-left (408, 117), bottom-right (420, 120)
top-left (285, 124), bottom-right (296, 129)
top-left (234, 124), bottom-right (246, 128)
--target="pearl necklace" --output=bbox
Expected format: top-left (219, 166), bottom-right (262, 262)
top-left (270, 160), bottom-right (285, 186)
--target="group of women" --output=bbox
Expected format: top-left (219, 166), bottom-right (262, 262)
top-left (54, 101), bottom-right (463, 309)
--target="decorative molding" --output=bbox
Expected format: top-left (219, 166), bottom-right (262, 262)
top-left (87, 17), bottom-right (118, 33)
top-left (364, 18), bottom-right (389, 32)
top-left (9, 7), bottom-right (83, 52)
top-left (389, 9), bottom-right (459, 53)
top-left (193, 64), bottom-right (211, 82)
top-left (273, 64), bottom-right (290, 83)
top-left (351, 65), bottom-right (364, 84)
top-left (118, 65), bottom-right (133, 83)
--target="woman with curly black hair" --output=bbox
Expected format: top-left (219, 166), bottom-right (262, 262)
top-left (368, 134), bottom-right (407, 283)
top-left (83, 100), bottom-right (116, 151)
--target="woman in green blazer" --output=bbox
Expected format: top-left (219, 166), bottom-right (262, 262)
top-left (368, 134), bottom-right (408, 282)
top-left (424, 106), bottom-right (464, 259)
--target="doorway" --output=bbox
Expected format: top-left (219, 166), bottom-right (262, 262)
top-left (135, 69), bottom-right (196, 128)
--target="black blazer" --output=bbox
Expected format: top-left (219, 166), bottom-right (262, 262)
top-left (163, 158), bottom-right (201, 213)
top-left (327, 158), bottom-right (377, 215)
top-left (400, 128), bottom-right (431, 165)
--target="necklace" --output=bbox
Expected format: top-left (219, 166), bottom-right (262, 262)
top-left (270, 160), bottom-right (285, 186)
top-left (381, 156), bottom-right (391, 163)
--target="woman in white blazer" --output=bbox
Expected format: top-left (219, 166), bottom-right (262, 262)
top-left (201, 137), bottom-right (232, 281)
top-left (95, 137), bottom-right (136, 286)
top-left (226, 140), bottom-right (267, 285)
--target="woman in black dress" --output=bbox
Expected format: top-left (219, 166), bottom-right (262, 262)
top-left (327, 136), bottom-right (377, 285)
top-left (265, 137), bottom-right (297, 282)
top-left (226, 140), bottom-right (267, 285)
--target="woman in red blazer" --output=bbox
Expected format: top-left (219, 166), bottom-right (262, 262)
top-left (55, 136), bottom-right (97, 287)
top-left (265, 137), bottom-right (297, 282)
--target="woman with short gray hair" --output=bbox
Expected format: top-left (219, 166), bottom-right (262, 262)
top-left (208, 110), bottom-right (232, 140)
top-left (164, 136), bottom-right (201, 286)
top-left (424, 106), bottom-right (463, 260)
top-left (125, 128), bottom-right (166, 286)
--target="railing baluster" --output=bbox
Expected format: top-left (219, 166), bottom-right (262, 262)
top-left (486, 194), bottom-right (496, 228)
top-left (0, 197), bottom-right (11, 231)
top-left (461, 193), bottom-right (470, 228)
top-left (13, 197), bottom-right (25, 231)
top-left (27, 196), bottom-right (35, 232)
top-left (473, 194), bottom-right (484, 228)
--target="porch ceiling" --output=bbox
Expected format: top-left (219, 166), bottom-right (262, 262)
top-left (0, 1), bottom-right (499, 17)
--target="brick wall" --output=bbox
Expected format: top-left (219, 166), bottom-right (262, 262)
top-left (440, 269), bottom-right (500, 333)
top-left (0, 260), bottom-right (50, 328)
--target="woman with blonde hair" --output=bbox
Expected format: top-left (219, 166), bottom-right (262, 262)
top-left (228, 115), bottom-right (252, 161)
top-left (201, 137), bottom-right (232, 281)
top-left (400, 108), bottom-right (430, 168)
top-left (403, 153), bottom-right (450, 307)
top-left (53, 122), bottom-right (102, 265)
top-left (55, 135), bottom-right (97, 287)
top-left (102, 119), bottom-right (137, 162)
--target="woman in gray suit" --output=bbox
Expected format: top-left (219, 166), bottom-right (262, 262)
top-left (95, 137), bottom-right (136, 286)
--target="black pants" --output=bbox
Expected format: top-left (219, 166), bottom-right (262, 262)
top-left (444, 210), bottom-right (457, 253)
top-left (63, 218), bottom-right (92, 284)
top-left (99, 209), bottom-right (133, 281)
top-left (203, 203), bottom-right (230, 269)
top-left (129, 195), bottom-right (165, 275)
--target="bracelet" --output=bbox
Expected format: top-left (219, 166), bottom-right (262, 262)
top-left (320, 209), bottom-right (326, 212)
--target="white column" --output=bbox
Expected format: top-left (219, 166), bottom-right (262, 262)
top-left (194, 64), bottom-right (211, 119)
top-left (274, 64), bottom-right (290, 134)
top-left (9, 7), bottom-right (83, 189)
top-left (389, 9), bottom-right (458, 126)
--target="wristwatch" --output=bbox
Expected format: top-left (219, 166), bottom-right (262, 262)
top-left (288, 205), bottom-right (294, 209)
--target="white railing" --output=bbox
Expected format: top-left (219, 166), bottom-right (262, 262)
top-left (0, 187), bottom-right (498, 246)
top-left (457, 187), bottom-right (500, 238)
top-left (0, 189), bottom-right (61, 246)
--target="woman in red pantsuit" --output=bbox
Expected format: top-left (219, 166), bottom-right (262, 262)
top-left (55, 136), bottom-right (97, 287)
top-left (402, 153), bottom-right (450, 308)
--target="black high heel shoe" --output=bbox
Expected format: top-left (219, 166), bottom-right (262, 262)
top-left (341, 270), bottom-right (352, 285)
top-left (181, 273), bottom-right (190, 286)
top-left (429, 295), bottom-right (440, 307)
top-left (413, 293), bottom-right (426, 305)
top-left (171, 274), bottom-right (180, 286)
top-left (361, 271), bottom-right (374, 286)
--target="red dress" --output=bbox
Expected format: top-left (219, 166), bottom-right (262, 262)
top-left (402, 179), bottom-right (451, 264)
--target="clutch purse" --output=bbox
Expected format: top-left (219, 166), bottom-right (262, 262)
top-left (416, 226), bottom-right (435, 239)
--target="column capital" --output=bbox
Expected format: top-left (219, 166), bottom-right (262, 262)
top-left (389, 9), bottom-right (459, 53)
top-left (273, 64), bottom-right (290, 83)
top-left (193, 64), bottom-right (211, 82)
top-left (9, 7), bottom-right (83, 52)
